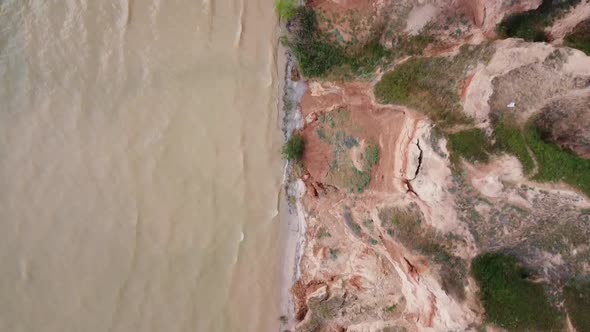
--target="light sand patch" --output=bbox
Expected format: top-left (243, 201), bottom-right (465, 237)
top-left (405, 4), bottom-right (438, 35)
top-left (350, 139), bottom-right (367, 171)
top-left (464, 155), bottom-right (524, 198)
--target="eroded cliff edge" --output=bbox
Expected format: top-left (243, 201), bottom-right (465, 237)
top-left (279, 1), bottom-right (590, 331)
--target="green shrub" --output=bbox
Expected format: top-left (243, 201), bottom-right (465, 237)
top-left (282, 134), bottom-right (305, 161)
top-left (525, 126), bottom-right (590, 197)
top-left (448, 129), bottom-right (491, 164)
top-left (471, 253), bottom-right (562, 331)
top-left (276, 0), bottom-right (297, 21)
top-left (365, 144), bottom-right (380, 168)
top-left (564, 280), bottom-right (590, 331)
top-left (497, 0), bottom-right (581, 41)
top-left (494, 120), bottom-right (535, 174)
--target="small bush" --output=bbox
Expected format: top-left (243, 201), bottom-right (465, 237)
top-left (564, 280), bottom-right (590, 331)
top-left (448, 129), bottom-right (491, 164)
top-left (282, 134), bottom-right (305, 161)
top-left (276, 0), bottom-right (297, 21)
top-left (471, 253), bottom-right (562, 331)
top-left (494, 120), bottom-right (535, 174)
top-left (365, 144), bottom-right (380, 168)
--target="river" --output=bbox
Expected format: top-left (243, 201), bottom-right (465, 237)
top-left (0, 1), bottom-right (284, 331)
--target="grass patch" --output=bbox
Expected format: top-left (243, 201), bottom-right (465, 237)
top-left (289, 7), bottom-right (390, 78)
top-left (448, 129), bottom-right (491, 164)
top-left (276, 0), bottom-right (297, 21)
top-left (471, 253), bottom-right (562, 331)
top-left (282, 134), bottom-right (305, 161)
top-left (497, 0), bottom-right (581, 41)
top-left (494, 120), bottom-right (535, 174)
top-left (365, 143), bottom-right (380, 168)
top-left (564, 20), bottom-right (590, 55)
top-left (526, 125), bottom-right (590, 196)
top-left (564, 279), bottom-right (590, 331)
top-left (374, 44), bottom-right (492, 126)
top-left (384, 305), bottom-right (397, 313)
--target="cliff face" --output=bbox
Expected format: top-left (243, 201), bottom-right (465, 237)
top-left (284, 1), bottom-right (590, 331)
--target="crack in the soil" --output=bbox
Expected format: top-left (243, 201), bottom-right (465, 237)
top-left (411, 139), bottom-right (423, 181)
top-left (403, 179), bottom-right (419, 197)
top-left (404, 256), bottom-right (420, 279)
top-left (401, 139), bottom-right (423, 197)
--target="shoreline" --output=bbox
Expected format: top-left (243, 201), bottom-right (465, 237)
top-left (276, 36), bottom-right (307, 332)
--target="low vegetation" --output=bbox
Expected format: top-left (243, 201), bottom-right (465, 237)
top-left (276, 0), bottom-right (297, 21)
top-left (490, 115), bottom-right (590, 195)
top-left (365, 143), bottom-right (380, 168)
top-left (315, 110), bottom-right (377, 193)
top-left (497, 0), bottom-right (581, 41)
top-left (493, 120), bottom-right (535, 174)
top-left (288, 7), bottom-right (390, 78)
top-left (447, 117), bottom-right (590, 196)
top-left (471, 253), bottom-right (562, 331)
top-left (526, 125), bottom-right (590, 196)
top-left (564, 279), bottom-right (590, 331)
top-left (448, 129), bottom-right (491, 164)
top-left (343, 209), bottom-right (362, 237)
top-left (282, 134), bottom-right (305, 161)
top-left (374, 44), bottom-right (492, 126)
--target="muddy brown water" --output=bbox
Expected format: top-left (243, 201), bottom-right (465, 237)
top-left (0, 1), bottom-right (284, 331)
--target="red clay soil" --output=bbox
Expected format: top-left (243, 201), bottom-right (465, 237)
top-left (300, 82), bottom-right (406, 193)
top-left (461, 74), bottom-right (475, 101)
top-left (291, 280), bottom-right (309, 321)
